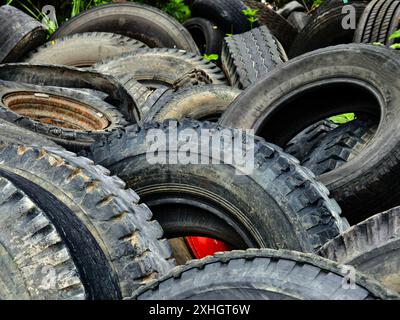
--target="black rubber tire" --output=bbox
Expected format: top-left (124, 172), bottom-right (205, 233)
top-left (0, 63), bottom-right (140, 123)
top-left (0, 5), bottom-right (47, 63)
top-left (302, 118), bottom-right (378, 176)
top-left (191, 0), bottom-right (253, 34)
top-left (277, 1), bottom-right (306, 18)
top-left (0, 143), bottom-right (175, 299)
top-left (94, 48), bottom-right (227, 89)
top-left (285, 120), bottom-right (338, 162)
top-left (287, 11), bottom-right (312, 31)
top-left (24, 32), bottom-right (147, 67)
top-left (133, 249), bottom-right (399, 300)
top-left (51, 3), bottom-right (199, 53)
top-left (83, 119), bottom-right (348, 253)
top-left (219, 44), bottom-right (400, 222)
top-left (289, 0), bottom-right (369, 57)
top-left (243, 0), bottom-right (298, 51)
top-left (319, 206), bottom-right (400, 294)
top-left (0, 175), bottom-right (85, 300)
top-left (144, 85), bottom-right (241, 122)
top-left (0, 81), bottom-right (128, 153)
top-left (353, 0), bottom-right (400, 45)
top-left (221, 26), bottom-right (288, 89)
top-left (183, 18), bottom-right (225, 57)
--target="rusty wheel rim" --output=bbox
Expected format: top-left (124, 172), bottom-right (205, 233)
top-left (3, 92), bottom-right (110, 131)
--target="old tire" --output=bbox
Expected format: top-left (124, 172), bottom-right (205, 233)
top-left (83, 120), bottom-right (348, 253)
top-left (353, 0), bottom-right (400, 45)
top-left (94, 48), bottom-right (227, 89)
top-left (319, 206), bottom-right (400, 293)
top-left (220, 44), bottom-right (400, 222)
top-left (0, 5), bottom-right (47, 63)
top-left (133, 249), bottom-right (399, 300)
top-left (183, 18), bottom-right (225, 57)
top-left (221, 26), bottom-right (287, 89)
top-left (24, 32), bottom-right (147, 67)
top-left (289, 0), bottom-right (369, 57)
top-left (51, 3), bottom-right (199, 53)
top-left (144, 85), bottom-right (241, 122)
top-left (0, 143), bottom-right (174, 299)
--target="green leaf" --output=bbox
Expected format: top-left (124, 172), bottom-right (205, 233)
top-left (389, 29), bottom-right (400, 40)
top-left (203, 54), bottom-right (219, 61)
top-left (372, 42), bottom-right (384, 46)
top-left (329, 113), bottom-right (356, 124)
top-left (390, 43), bottom-right (400, 49)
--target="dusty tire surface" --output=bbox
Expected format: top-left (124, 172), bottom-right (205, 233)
top-left (353, 0), bottom-right (400, 45)
top-left (221, 26), bottom-right (287, 89)
top-left (83, 120), bottom-right (348, 254)
top-left (0, 143), bottom-right (175, 299)
top-left (24, 32), bottom-right (148, 67)
top-left (319, 206), bottom-right (400, 293)
top-left (51, 3), bottom-right (199, 53)
top-left (0, 5), bottom-right (47, 63)
top-left (144, 85), bottom-right (241, 122)
top-left (133, 249), bottom-right (399, 300)
top-left (220, 44), bottom-right (400, 222)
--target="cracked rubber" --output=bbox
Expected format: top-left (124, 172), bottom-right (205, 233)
top-left (132, 249), bottom-right (399, 300)
top-left (82, 119), bottom-right (348, 253)
top-left (221, 26), bottom-right (287, 89)
top-left (0, 142), bottom-right (175, 299)
top-left (319, 206), bottom-right (400, 293)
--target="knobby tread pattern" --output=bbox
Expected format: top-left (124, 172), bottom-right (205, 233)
top-left (244, 0), bottom-right (298, 50)
top-left (117, 75), bottom-right (153, 115)
top-left (354, 0), bottom-right (400, 45)
top-left (94, 48), bottom-right (227, 86)
top-left (132, 249), bottom-right (399, 300)
top-left (221, 26), bottom-right (287, 89)
top-left (24, 32), bottom-right (148, 64)
top-left (83, 120), bottom-right (349, 252)
top-left (0, 176), bottom-right (85, 300)
top-left (0, 143), bottom-right (175, 298)
top-left (302, 119), bottom-right (377, 176)
top-left (285, 120), bottom-right (338, 162)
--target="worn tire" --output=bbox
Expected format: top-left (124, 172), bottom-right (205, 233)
top-left (0, 5), bottom-right (47, 63)
top-left (289, 0), bottom-right (369, 57)
top-left (83, 120), bottom-right (348, 254)
top-left (0, 143), bottom-right (175, 299)
top-left (24, 32), bottom-right (147, 67)
top-left (0, 63), bottom-right (139, 123)
top-left (94, 48), bottom-right (227, 89)
top-left (353, 0), bottom-right (400, 45)
top-left (144, 85), bottom-right (241, 122)
top-left (319, 206), bottom-right (400, 293)
top-left (133, 249), bottom-right (399, 300)
top-left (302, 118), bottom-right (377, 176)
top-left (0, 81), bottom-right (128, 153)
top-left (243, 0), bottom-right (298, 50)
top-left (51, 3), bottom-right (199, 53)
top-left (220, 44), bottom-right (400, 222)
top-left (221, 26), bottom-right (287, 89)
top-left (191, 0), bottom-right (253, 34)
top-left (285, 120), bottom-right (338, 162)
top-left (183, 18), bottom-right (225, 57)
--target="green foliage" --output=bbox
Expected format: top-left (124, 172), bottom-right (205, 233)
top-left (389, 29), bottom-right (400, 40)
top-left (71, 0), bottom-right (109, 18)
top-left (242, 8), bottom-right (258, 29)
top-left (203, 54), bottom-right (219, 61)
top-left (329, 113), bottom-right (356, 124)
top-left (372, 42), bottom-right (384, 46)
top-left (390, 43), bottom-right (400, 49)
top-left (160, 0), bottom-right (190, 23)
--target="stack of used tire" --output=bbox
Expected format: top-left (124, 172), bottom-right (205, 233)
top-left (0, 0), bottom-right (399, 300)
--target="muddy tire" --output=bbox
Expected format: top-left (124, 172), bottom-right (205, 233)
top-left (133, 249), bottom-right (399, 300)
top-left (289, 0), bottom-right (369, 57)
top-left (319, 206), bottom-right (400, 293)
top-left (51, 3), bottom-right (199, 53)
top-left (243, 0), bottom-right (298, 50)
top-left (0, 81), bottom-right (128, 152)
top-left (0, 143), bottom-right (175, 299)
top-left (221, 26), bottom-right (287, 89)
top-left (144, 85), bottom-right (241, 122)
top-left (83, 120), bottom-right (348, 253)
top-left (94, 48), bottom-right (227, 89)
top-left (0, 5), bottom-right (47, 63)
top-left (24, 32), bottom-right (147, 67)
top-left (353, 0), bottom-right (400, 45)
top-left (220, 44), bottom-right (400, 222)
